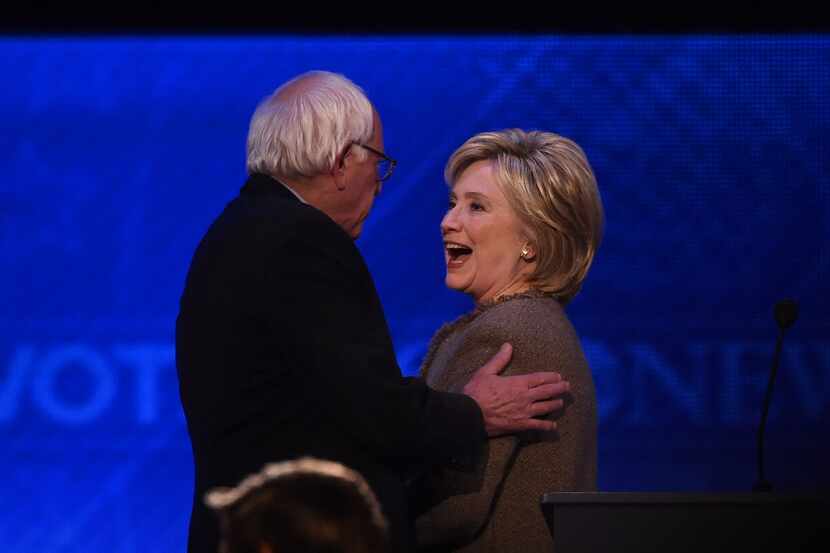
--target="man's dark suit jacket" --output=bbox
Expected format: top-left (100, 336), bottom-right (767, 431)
top-left (176, 173), bottom-right (486, 552)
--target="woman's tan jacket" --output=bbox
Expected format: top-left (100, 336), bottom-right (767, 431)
top-left (414, 292), bottom-right (597, 552)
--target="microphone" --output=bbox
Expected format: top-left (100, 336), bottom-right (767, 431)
top-left (753, 299), bottom-right (798, 492)
top-left (774, 299), bottom-right (798, 330)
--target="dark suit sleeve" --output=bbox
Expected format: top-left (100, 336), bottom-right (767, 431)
top-left (265, 226), bottom-right (486, 468)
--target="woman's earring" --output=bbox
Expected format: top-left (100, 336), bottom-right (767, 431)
top-left (520, 245), bottom-right (530, 260)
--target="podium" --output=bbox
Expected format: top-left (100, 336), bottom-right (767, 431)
top-left (541, 492), bottom-right (828, 553)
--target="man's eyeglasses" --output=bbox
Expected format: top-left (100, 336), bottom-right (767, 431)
top-left (353, 142), bottom-right (397, 182)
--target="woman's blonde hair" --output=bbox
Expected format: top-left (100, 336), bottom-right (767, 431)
top-left (445, 129), bottom-right (604, 303)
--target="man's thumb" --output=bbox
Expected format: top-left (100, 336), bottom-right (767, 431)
top-left (480, 342), bottom-right (512, 376)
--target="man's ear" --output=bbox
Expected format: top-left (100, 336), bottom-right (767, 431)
top-left (331, 150), bottom-right (348, 191)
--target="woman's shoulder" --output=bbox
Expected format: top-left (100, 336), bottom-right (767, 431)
top-left (420, 291), bottom-right (582, 379)
top-left (472, 291), bottom-right (572, 338)
top-left (469, 292), bottom-right (587, 376)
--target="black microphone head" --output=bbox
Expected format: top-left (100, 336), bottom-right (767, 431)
top-left (774, 299), bottom-right (798, 330)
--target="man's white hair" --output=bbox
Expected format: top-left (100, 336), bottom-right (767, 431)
top-left (246, 70), bottom-right (374, 180)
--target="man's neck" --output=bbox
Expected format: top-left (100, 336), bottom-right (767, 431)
top-left (278, 175), bottom-right (354, 239)
top-left (278, 180), bottom-right (308, 204)
top-left (279, 175), bottom-right (329, 209)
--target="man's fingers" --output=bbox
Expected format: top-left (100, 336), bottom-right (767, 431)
top-left (510, 371), bottom-right (562, 389)
top-left (530, 399), bottom-right (564, 417)
top-left (519, 418), bottom-right (557, 432)
top-left (531, 371), bottom-right (562, 386)
top-left (479, 343), bottom-right (513, 376)
top-left (527, 381), bottom-right (570, 402)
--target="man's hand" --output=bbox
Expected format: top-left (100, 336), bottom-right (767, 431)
top-left (462, 343), bottom-right (570, 437)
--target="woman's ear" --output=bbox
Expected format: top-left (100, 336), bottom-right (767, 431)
top-left (519, 226), bottom-right (539, 261)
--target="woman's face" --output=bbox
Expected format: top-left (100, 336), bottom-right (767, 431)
top-left (440, 160), bottom-right (533, 304)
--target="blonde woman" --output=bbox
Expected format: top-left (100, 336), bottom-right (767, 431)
top-left (413, 129), bottom-right (604, 552)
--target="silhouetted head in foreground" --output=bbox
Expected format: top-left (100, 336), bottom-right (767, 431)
top-left (205, 457), bottom-right (389, 553)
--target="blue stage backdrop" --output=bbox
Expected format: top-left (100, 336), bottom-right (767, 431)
top-left (1, 35), bottom-right (828, 552)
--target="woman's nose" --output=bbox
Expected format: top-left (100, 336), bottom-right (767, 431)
top-left (441, 207), bottom-right (460, 234)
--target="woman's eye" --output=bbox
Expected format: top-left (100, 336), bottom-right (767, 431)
top-left (448, 200), bottom-right (456, 209)
top-left (470, 202), bottom-right (484, 211)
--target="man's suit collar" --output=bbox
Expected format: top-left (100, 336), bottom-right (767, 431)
top-left (241, 173), bottom-right (299, 202)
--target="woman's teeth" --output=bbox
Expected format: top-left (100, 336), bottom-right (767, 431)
top-left (446, 243), bottom-right (472, 260)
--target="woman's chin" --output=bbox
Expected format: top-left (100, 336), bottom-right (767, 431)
top-left (444, 275), bottom-right (465, 294)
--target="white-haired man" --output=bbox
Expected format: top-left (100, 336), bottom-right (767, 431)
top-left (175, 70), bottom-right (569, 553)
